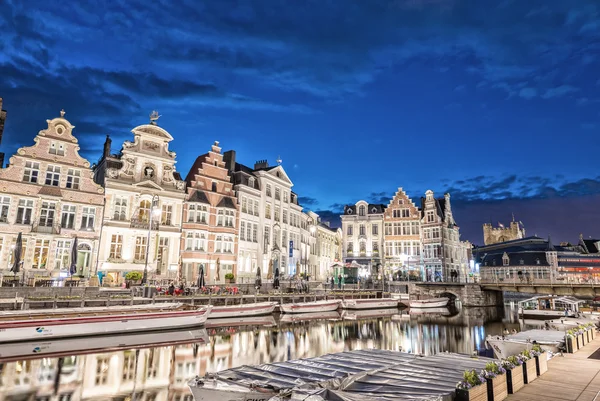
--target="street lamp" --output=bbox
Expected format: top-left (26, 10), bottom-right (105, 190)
top-left (142, 195), bottom-right (160, 285)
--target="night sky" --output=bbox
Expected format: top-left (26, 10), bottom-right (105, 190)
top-left (1, 0), bottom-right (599, 244)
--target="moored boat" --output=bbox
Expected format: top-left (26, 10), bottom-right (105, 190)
top-left (546, 315), bottom-right (599, 331)
top-left (409, 307), bottom-right (451, 316)
top-left (206, 315), bottom-right (277, 328)
top-left (279, 299), bottom-right (341, 314)
top-left (0, 303), bottom-right (212, 343)
top-left (279, 311), bottom-right (341, 323)
top-left (485, 329), bottom-right (564, 359)
top-left (342, 298), bottom-right (398, 310)
top-left (341, 308), bottom-right (398, 320)
top-left (409, 297), bottom-right (449, 308)
top-left (518, 295), bottom-right (582, 319)
top-left (208, 301), bottom-right (277, 319)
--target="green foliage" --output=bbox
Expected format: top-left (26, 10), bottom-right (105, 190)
top-left (532, 344), bottom-right (543, 353)
top-left (125, 271), bottom-right (143, 281)
top-left (225, 273), bottom-right (235, 280)
top-left (462, 369), bottom-right (485, 387)
top-left (521, 349), bottom-right (532, 360)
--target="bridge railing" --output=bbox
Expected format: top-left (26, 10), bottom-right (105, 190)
top-left (480, 275), bottom-right (600, 287)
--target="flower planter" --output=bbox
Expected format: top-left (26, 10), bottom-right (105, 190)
top-left (582, 332), bottom-right (588, 346)
top-left (578, 334), bottom-right (584, 348)
top-left (522, 359), bottom-right (537, 384)
top-left (506, 366), bottom-right (524, 394)
top-left (487, 375), bottom-right (508, 401)
top-left (456, 383), bottom-right (488, 401)
top-left (225, 279), bottom-right (235, 284)
top-left (566, 336), bottom-right (577, 353)
top-left (587, 329), bottom-right (593, 343)
top-left (592, 328), bottom-right (596, 340)
top-left (534, 353), bottom-right (548, 376)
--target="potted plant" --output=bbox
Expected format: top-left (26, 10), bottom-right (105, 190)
top-left (456, 369), bottom-right (487, 401)
top-left (484, 361), bottom-right (508, 401)
top-left (566, 329), bottom-right (577, 353)
top-left (125, 271), bottom-right (143, 285)
top-left (520, 350), bottom-right (537, 384)
top-left (588, 323), bottom-right (597, 340)
top-left (502, 356), bottom-right (524, 394)
top-left (530, 344), bottom-right (548, 376)
top-left (225, 273), bottom-right (235, 284)
top-left (576, 326), bottom-right (585, 348)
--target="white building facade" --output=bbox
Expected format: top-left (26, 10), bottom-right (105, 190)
top-left (94, 118), bottom-right (186, 285)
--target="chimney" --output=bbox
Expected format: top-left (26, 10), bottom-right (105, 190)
top-left (223, 150), bottom-right (236, 172)
top-left (103, 135), bottom-right (112, 158)
top-left (254, 159), bottom-right (269, 170)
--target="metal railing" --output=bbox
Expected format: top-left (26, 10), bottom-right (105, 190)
top-left (31, 223), bottom-right (61, 234)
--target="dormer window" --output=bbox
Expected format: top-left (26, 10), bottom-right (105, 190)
top-left (359, 205), bottom-right (366, 216)
top-left (502, 252), bottom-right (509, 266)
top-left (398, 200), bottom-right (403, 205)
top-left (248, 177), bottom-right (255, 187)
top-left (49, 142), bottom-right (65, 156)
top-left (519, 259), bottom-right (524, 265)
top-left (536, 258), bottom-right (541, 265)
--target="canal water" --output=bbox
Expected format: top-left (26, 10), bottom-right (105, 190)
top-left (0, 306), bottom-right (526, 401)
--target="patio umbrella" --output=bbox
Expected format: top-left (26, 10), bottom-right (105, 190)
top-left (215, 258), bottom-right (220, 282)
top-left (274, 266), bottom-right (280, 289)
top-left (69, 237), bottom-right (78, 277)
top-left (255, 265), bottom-right (262, 289)
top-left (197, 264), bottom-right (205, 288)
top-left (267, 259), bottom-right (273, 279)
top-left (10, 233), bottom-right (22, 274)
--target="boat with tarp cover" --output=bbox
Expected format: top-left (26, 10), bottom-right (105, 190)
top-left (0, 303), bottom-right (212, 342)
top-left (486, 329), bottom-right (565, 359)
top-left (188, 349), bottom-right (497, 401)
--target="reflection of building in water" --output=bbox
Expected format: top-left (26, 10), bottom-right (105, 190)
top-left (0, 309), bottom-right (506, 399)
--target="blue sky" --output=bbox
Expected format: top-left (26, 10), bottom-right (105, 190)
top-left (1, 0), bottom-right (599, 243)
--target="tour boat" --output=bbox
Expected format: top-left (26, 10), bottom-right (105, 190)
top-left (341, 308), bottom-right (398, 320)
top-left (0, 328), bottom-right (209, 362)
top-left (485, 329), bottom-right (565, 359)
top-left (279, 311), bottom-right (341, 323)
top-left (518, 295), bottom-right (582, 319)
top-left (342, 298), bottom-right (399, 310)
top-left (279, 299), bottom-right (341, 314)
top-left (0, 303), bottom-right (212, 343)
top-left (409, 297), bottom-right (449, 308)
top-left (207, 301), bottom-right (277, 319)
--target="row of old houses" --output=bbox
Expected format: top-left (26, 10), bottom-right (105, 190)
top-left (0, 108), bottom-right (342, 285)
top-left (340, 188), bottom-right (471, 282)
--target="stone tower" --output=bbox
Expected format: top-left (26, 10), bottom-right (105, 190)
top-left (482, 218), bottom-right (525, 245)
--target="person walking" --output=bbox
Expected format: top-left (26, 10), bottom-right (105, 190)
top-left (330, 276), bottom-right (334, 290)
top-left (337, 274), bottom-right (342, 290)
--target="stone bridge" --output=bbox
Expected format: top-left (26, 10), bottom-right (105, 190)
top-left (480, 281), bottom-right (600, 298)
top-left (407, 282), bottom-right (504, 307)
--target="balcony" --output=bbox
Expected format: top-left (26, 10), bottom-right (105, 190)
top-left (130, 218), bottom-right (158, 230)
top-left (31, 223), bottom-right (61, 234)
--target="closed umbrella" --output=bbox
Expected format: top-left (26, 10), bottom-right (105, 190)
top-left (10, 233), bottom-right (22, 274)
top-left (215, 258), bottom-right (220, 282)
top-left (69, 237), bottom-right (78, 277)
top-left (255, 265), bottom-right (262, 289)
top-left (267, 259), bottom-right (273, 279)
top-left (197, 264), bottom-right (205, 288)
top-left (274, 266), bottom-right (280, 289)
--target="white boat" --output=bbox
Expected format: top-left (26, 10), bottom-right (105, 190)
top-left (279, 299), bottom-right (341, 314)
top-left (0, 303), bottom-right (212, 343)
top-left (189, 377), bottom-right (275, 401)
top-left (0, 328), bottom-right (209, 362)
top-left (409, 307), bottom-right (451, 316)
top-left (341, 308), bottom-right (398, 320)
top-left (518, 295), bottom-right (582, 319)
top-left (208, 301), bottom-right (277, 319)
top-left (342, 298), bottom-right (399, 310)
top-left (485, 329), bottom-right (565, 359)
top-left (546, 316), bottom-right (599, 331)
top-left (279, 311), bottom-right (341, 323)
top-left (409, 298), bottom-right (449, 308)
top-left (206, 315), bottom-right (277, 328)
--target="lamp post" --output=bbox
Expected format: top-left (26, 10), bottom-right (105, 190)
top-left (142, 195), bottom-right (160, 285)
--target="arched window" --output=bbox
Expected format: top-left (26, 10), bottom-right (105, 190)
top-left (139, 200), bottom-right (151, 222)
top-left (359, 241), bottom-right (366, 254)
top-left (359, 205), bottom-right (366, 216)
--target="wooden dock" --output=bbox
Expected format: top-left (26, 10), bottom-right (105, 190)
top-left (506, 335), bottom-right (600, 401)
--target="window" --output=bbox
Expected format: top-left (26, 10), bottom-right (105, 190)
top-left (241, 197), bottom-right (247, 213)
top-left (283, 191), bottom-right (289, 203)
top-left (283, 210), bottom-right (288, 224)
top-left (54, 240), bottom-right (71, 270)
top-left (393, 223), bottom-right (401, 235)
top-left (274, 206), bottom-right (280, 222)
top-left (426, 210), bottom-right (435, 223)
top-left (134, 236), bottom-right (147, 260)
top-left (359, 242), bottom-right (366, 254)
top-left (123, 351), bottom-right (136, 381)
top-left (185, 232), bottom-right (206, 251)
top-left (398, 199), bottom-right (404, 205)
top-left (15, 199), bottom-right (33, 224)
top-left (113, 196), bottom-right (128, 221)
top-left (224, 210), bottom-right (234, 227)
top-left (347, 242), bottom-right (353, 253)
top-left (266, 184), bottom-right (272, 197)
top-left (253, 200), bottom-right (259, 216)
top-left (432, 227), bottom-right (440, 238)
top-left (347, 225), bottom-right (353, 236)
top-left (411, 221), bottom-right (420, 235)
top-left (49, 141), bottom-right (65, 156)
top-left (65, 169), bottom-right (80, 189)
top-left (240, 221), bottom-right (246, 241)
top-left (138, 200), bottom-right (151, 222)
top-left (0, 196), bottom-right (10, 223)
top-left (275, 187), bottom-right (281, 200)
top-left (248, 177), bottom-right (255, 187)
top-left (188, 204), bottom-right (207, 223)
top-left (161, 204), bottom-right (172, 225)
top-left (109, 234), bottom-right (123, 259)
top-left (211, 181), bottom-right (217, 192)
top-left (23, 161), bottom-right (40, 183)
top-left (372, 242), bottom-right (379, 253)
top-left (253, 224), bottom-right (258, 242)
top-left (393, 210), bottom-right (401, 218)
top-left (33, 239), bottom-right (50, 269)
top-left (282, 231), bottom-right (287, 248)
top-left (385, 223), bottom-right (392, 236)
top-left (359, 205), bottom-right (366, 216)
top-left (176, 362), bottom-right (197, 385)
top-left (402, 209), bottom-right (410, 218)
top-left (215, 235), bottom-right (222, 253)
top-left (246, 222), bottom-right (251, 242)
top-left (95, 356), bottom-right (109, 385)
top-left (157, 237), bottom-right (168, 274)
top-left (81, 207), bottom-right (95, 230)
top-left (45, 165), bottom-right (61, 186)
top-left (385, 242), bottom-right (393, 256)
top-left (39, 202), bottom-right (56, 227)
top-left (61, 205), bottom-right (76, 229)
top-left (265, 203), bottom-right (271, 219)
top-left (402, 223), bottom-right (410, 236)
top-left (264, 226), bottom-right (270, 247)
top-left (147, 349), bottom-right (159, 379)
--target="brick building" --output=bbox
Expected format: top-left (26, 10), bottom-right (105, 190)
top-left (182, 141), bottom-right (238, 284)
top-left (0, 110), bottom-right (105, 279)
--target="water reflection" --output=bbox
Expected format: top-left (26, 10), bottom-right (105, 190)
top-left (0, 306), bottom-right (517, 400)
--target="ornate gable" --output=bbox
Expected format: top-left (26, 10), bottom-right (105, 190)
top-left (384, 187), bottom-right (419, 219)
top-left (266, 165), bottom-right (293, 186)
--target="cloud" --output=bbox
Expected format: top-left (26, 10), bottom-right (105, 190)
top-left (541, 85), bottom-right (579, 99)
top-left (328, 203), bottom-right (346, 212)
top-left (368, 191), bottom-right (392, 204)
top-left (298, 196), bottom-right (319, 206)
top-left (518, 87), bottom-right (537, 99)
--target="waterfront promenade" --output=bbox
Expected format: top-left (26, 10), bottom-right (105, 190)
top-left (507, 335), bottom-right (600, 401)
